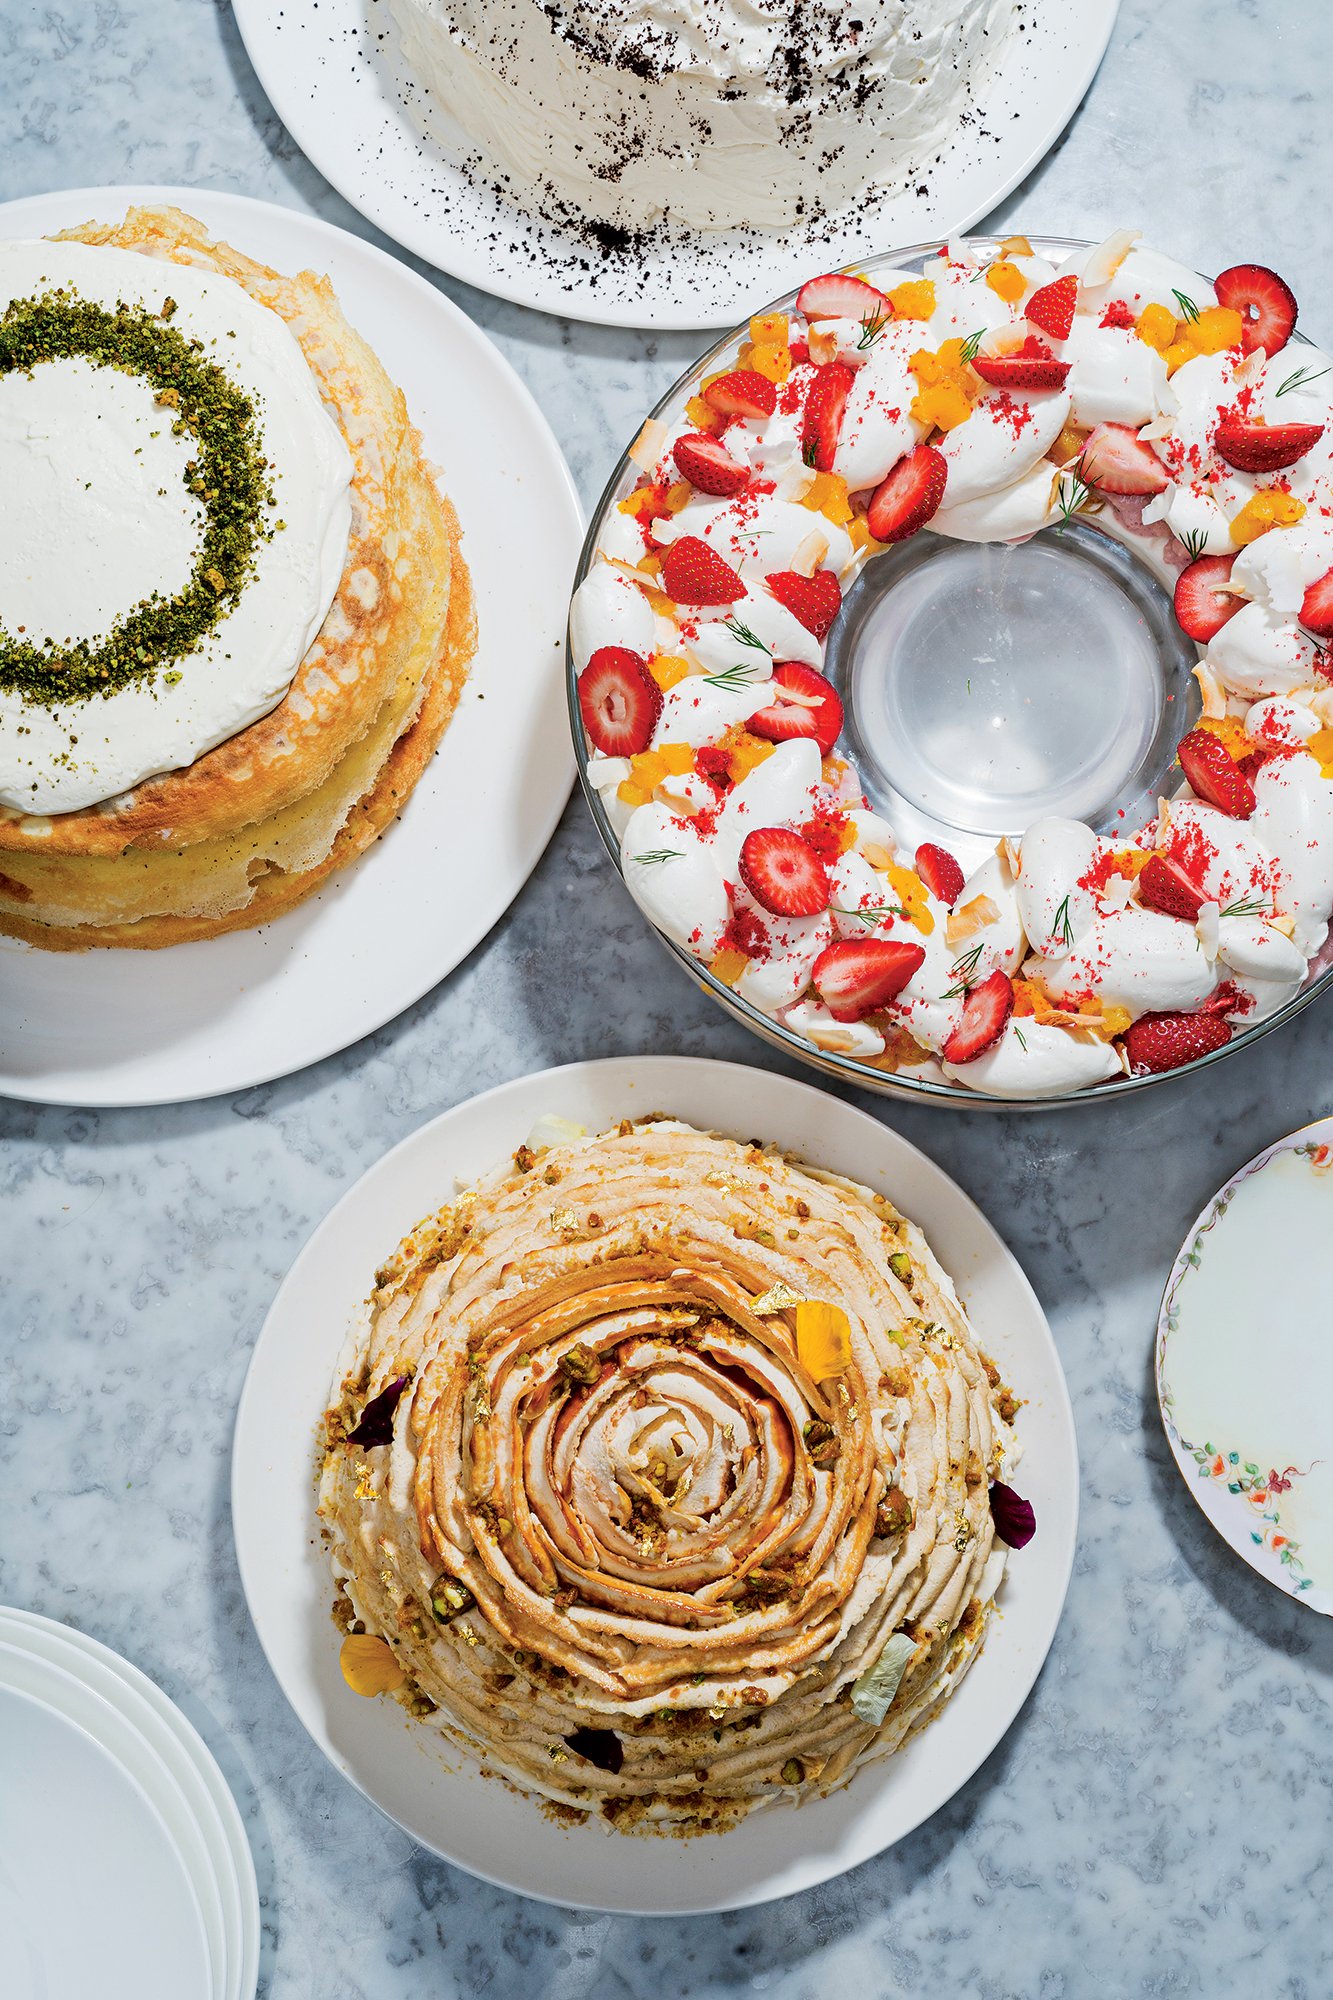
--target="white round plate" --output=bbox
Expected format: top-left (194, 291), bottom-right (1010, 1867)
top-left (1157, 1118), bottom-right (1333, 1617)
top-left (0, 1609), bottom-right (260, 2000)
top-left (0, 185), bottom-right (581, 1107)
top-left (231, 0), bottom-right (1119, 329)
top-left (233, 1054), bottom-right (1078, 1913)
top-left (0, 1681), bottom-right (212, 2000)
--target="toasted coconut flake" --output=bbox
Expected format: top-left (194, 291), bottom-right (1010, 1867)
top-left (1192, 662), bottom-right (1229, 719)
top-left (1083, 229), bottom-right (1140, 289)
top-left (791, 529), bottom-right (830, 578)
top-left (629, 417), bottom-right (669, 471)
top-left (945, 895), bottom-right (999, 947)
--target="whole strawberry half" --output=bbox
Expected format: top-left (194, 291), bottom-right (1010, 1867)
top-left (1177, 727), bottom-right (1256, 819)
top-left (1025, 274), bottom-right (1078, 342)
top-left (660, 535), bottom-right (746, 606)
top-left (796, 272), bottom-right (890, 323)
top-left (738, 827), bottom-right (831, 917)
top-left (802, 362), bottom-right (857, 473)
top-left (766, 567), bottom-right (841, 640)
top-left (577, 647), bottom-right (662, 757)
top-left (702, 369), bottom-right (777, 420)
top-left (1138, 854), bottom-right (1207, 922)
top-left (1213, 418), bottom-right (1324, 474)
top-left (748, 662), bottom-right (844, 756)
top-left (1213, 263), bottom-right (1297, 357)
top-left (914, 842), bottom-right (965, 906)
top-left (1173, 554), bottom-right (1241, 642)
top-left (1082, 421), bottom-right (1170, 496)
top-left (942, 969), bottom-right (1014, 1064)
top-left (970, 336), bottom-right (1071, 392)
top-left (1300, 566), bottom-right (1333, 637)
top-left (866, 443), bottom-right (948, 543)
top-left (1124, 1009), bottom-right (1231, 1075)
top-left (811, 937), bottom-right (925, 1020)
top-left (672, 432), bottom-right (749, 496)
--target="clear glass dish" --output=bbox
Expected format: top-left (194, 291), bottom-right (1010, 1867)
top-left (566, 236), bottom-right (1331, 1110)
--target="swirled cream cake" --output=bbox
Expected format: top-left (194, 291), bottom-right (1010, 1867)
top-left (0, 206), bottom-right (474, 949)
top-left (319, 1117), bottom-right (1034, 1834)
top-left (386, 0), bottom-right (1016, 235)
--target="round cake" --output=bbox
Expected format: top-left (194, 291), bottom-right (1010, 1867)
top-left (571, 232), bottom-right (1333, 1097)
top-left (319, 1116), bottom-right (1032, 1833)
top-left (0, 205), bottom-right (475, 949)
top-left (386, 0), bottom-right (1016, 234)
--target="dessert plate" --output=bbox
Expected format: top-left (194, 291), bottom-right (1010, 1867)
top-left (0, 1609), bottom-right (260, 2000)
top-left (1157, 1118), bottom-right (1333, 1616)
top-left (0, 1680), bottom-right (212, 2000)
top-left (233, 1054), bottom-right (1079, 1912)
top-left (0, 186), bottom-right (581, 1107)
top-left (230, 0), bottom-right (1119, 328)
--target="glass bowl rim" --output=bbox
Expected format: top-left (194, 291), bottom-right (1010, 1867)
top-left (566, 232), bottom-right (1330, 1110)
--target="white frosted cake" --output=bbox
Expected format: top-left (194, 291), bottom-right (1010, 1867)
top-left (386, 0), bottom-right (1016, 234)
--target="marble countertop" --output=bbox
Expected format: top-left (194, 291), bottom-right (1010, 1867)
top-left (2, 0), bottom-right (1331, 1992)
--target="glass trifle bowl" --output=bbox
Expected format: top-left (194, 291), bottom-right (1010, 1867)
top-left (567, 235), bottom-right (1333, 1108)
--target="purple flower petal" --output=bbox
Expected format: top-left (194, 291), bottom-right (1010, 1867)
top-left (346, 1376), bottom-right (410, 1450)
top-left (989, 1480), bottom-right (1036, 1550)
top-left (564, 1727), bottom-right (624, 1774)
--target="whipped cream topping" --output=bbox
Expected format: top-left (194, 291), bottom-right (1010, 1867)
top-left (572, 231), bottom-right (1333, 1098)
top-left (387, 0), bottom-right (1016, 234)
top-left (0, 240), bottom-right (352, 815)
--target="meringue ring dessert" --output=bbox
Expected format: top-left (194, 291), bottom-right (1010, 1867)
top-left (569, 232), bottom-right (1333, 1104)
top-left (0, 204), bottom-right (475, 948)
top-left (319, 1116), bottom-right (1035, 1834)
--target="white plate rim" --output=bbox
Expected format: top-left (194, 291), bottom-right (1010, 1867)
top-left (230, 0), bottom-right (1120, 329)
top-left (0, 184), bottom-right (581, 1108)
top-left (232, 1053), bottom-right (1079, 1912)
top-left (1155, 1113), bottom-right (1333, 1617)
top-left (0, 1675), bottom-right (213, 1997)
top-left (0, 1609), bottom-right (259, 2000)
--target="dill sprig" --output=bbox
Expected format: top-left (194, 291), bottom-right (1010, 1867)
top-left (1179, 526), bottom-right (1210, 563)
top-left (704, 661), bottom-right (766, 690)
top-left (1275, 362), bottom-right (1332, 398)
top-left (1051, 895), bottom-right (1075, 949)
top-left (722, 617), bottom-right (772, 656)
top-left (1172, 289), bottom-right (1200, 324)
top-left (858, 309), bottom-right (891, 351)
top-left (1219, 893), bottom-right (1271, 919)
top-left (632, 849), bottom-right (685, 867)
top-left (832, 904), bottom-right (909, 930)
top-left (958, 328), bottom-right (986, 364)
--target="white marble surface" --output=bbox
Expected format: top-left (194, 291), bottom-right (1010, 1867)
top-left (2, 1), bottom-right (1332, 1993)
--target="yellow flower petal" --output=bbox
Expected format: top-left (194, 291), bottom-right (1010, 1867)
top-left (795, 1300), bottom-right (853, 1378)
top-left (340, 1633), bottom-right (406, 1697)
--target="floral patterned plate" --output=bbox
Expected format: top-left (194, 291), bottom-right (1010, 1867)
top-left (1156, 1119), bottom-right (1333, 1615)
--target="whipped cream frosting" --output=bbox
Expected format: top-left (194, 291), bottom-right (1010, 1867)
top-left (572, 231), bottom-right (1333, 1099)
top-left (386, 0), bottom-right (1015, 233)
top-left (0, 240), bottom-right (352, 815)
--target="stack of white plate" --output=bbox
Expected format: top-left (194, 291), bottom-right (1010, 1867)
top-left (0, 1608), bottom-right (259, 2000)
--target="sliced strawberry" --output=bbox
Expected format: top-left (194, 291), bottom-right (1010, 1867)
top-left (942, 969), bottom-right (1014, 1065)
top-left (748, 662), bottom-right (843, 756)
top-left (1299, 566), bottom-right (1333, 637)
top-left (766, 568), bottom-right (841, 640)
top-left (811, 938), bottom-right (926, 1021)
top-left (1214, 418), bottom-right (1324, 474)
top-left (914, 842), bottom-right (965, 906)
top-left (1082, 421), bottom-right (1170, 496)
top-left (1025, 274), bottom-right (1078, 342)
top-left (702, 370), bottom-right (777, 420)
top-left (671, 432), bottom-right (749, 497)
top-left (970, 336), bottom-right (1071, 392)
top-left (866, 443), bottom-right (948, 543)
top-left (1213, 263), bottom-right (1297, 358)
top-left (660, 535), bottom-right (746, 606)
top-left (1123, 1009), bottom-right (1231, 1075)
top-left (1173, 554), bottom-right (1241, 642)
top-left (577, 647), bottom-right (662, 757)
top-left (1177, 727), bottom-right (1256, 819)
top-left (801, 361), bottom-right (856, 473)
top-left (1138, 854), bottom-right (1207, 922)
top-left (796, 272), bottom-right (890, 323)
top-left (738, 827), bottom-right (830, 918)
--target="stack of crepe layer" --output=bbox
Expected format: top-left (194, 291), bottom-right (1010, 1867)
top-left (0, 206), bottom-right (474, 948)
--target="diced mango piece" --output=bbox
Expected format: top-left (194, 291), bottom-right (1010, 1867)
top-left (750, 342), bottom-right (792, 384)
top-left (656, 741), bottom-right (695, 775)
top-left (616, 780), bottom-right (653, 807)
top-left (749, 311), bottom-right (789, 348)
top-left (644, 587), bottom-right (676, 618)
top-left (800, 469), bottom-right (854, 524)
top-left (1189, 305), bottom-right (1244, 355)
top-left (685, 394), bottom-right (720, 432)
top-left (795, 1300), bottom-right (853, 1379)
top-left (665, 482), bottom-right (693, 514)
top-left (1162, 337), bottom-right (1199, 375)
top-left (648, 654), bottom-right (690, 692)
top-left (1197, 715), bottom-right (1255, 762)
top-left (1229, 490), bottom-right (1307, 545)
top-left (1305, 726), bottom-right (1333, 776)
top-left (1134, 303), bottom-right (1177, 352)
top-left (709, 948), bottom-right (750, 987)
top-left (985, 259), bottom-right (1026, 303)
top-left (881, 862), bottom-right (935, 936)
top-left (888, 279), bottom-right (937, 320)
top-left (911, 383), bottom-right (973, 431)
top-left (726, 730), bottom-right (776, 781)
top-left (847, 514), bottom-right (885, 553)
top-left (1098, 1006), bottom-right (1133, 1039)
